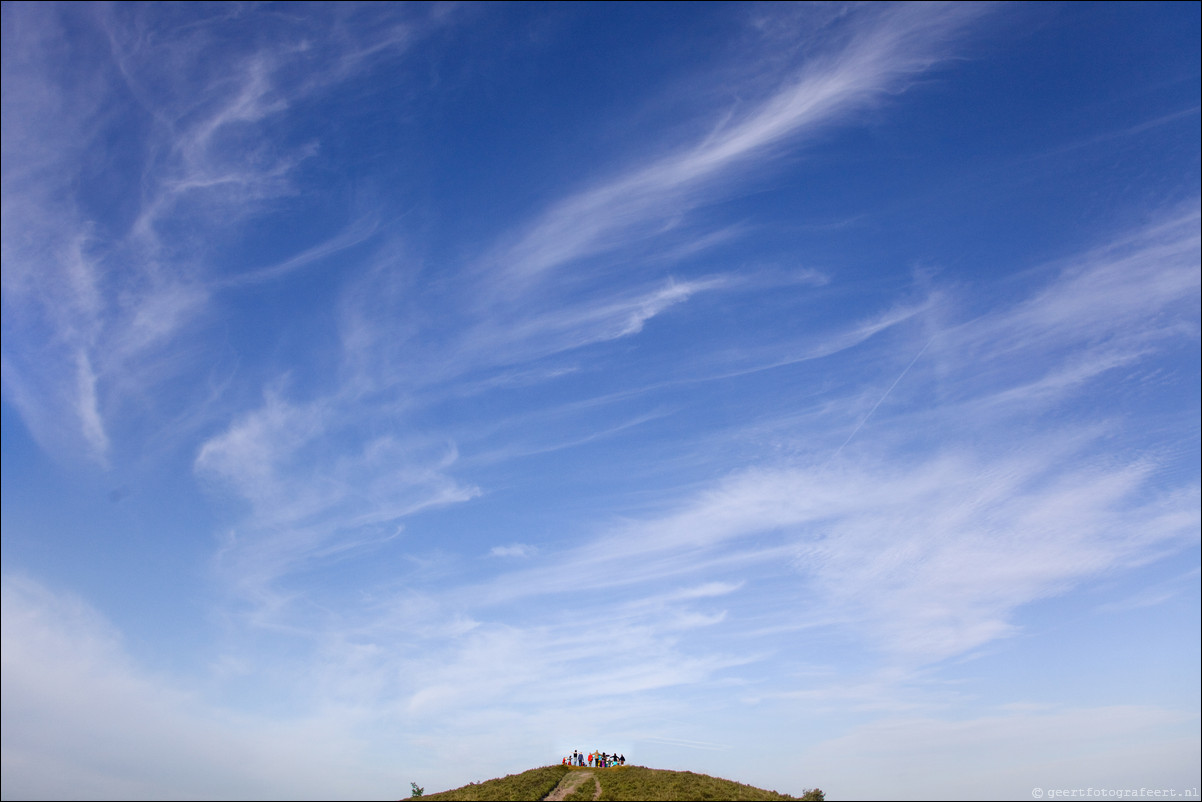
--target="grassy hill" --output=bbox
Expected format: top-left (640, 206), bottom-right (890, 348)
top-left (413, 764), bottom-right (824, 801)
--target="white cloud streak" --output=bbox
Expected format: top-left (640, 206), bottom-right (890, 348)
top-left (489, 544), bottom-right (537, 558)
top-left (488, 3), bottom-right (990, 287)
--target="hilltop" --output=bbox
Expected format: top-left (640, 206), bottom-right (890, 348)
top-left (412, 764), bottom-right (824, 801)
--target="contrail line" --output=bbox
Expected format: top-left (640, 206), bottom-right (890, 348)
top-left (826, 337), bottom-right (933, 465)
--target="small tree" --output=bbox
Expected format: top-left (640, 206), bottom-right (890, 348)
top-left (410, 781), bottom-right (424, 798)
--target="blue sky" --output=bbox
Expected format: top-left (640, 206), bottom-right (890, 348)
top-left (2, 3), bottom-right (1199, 800)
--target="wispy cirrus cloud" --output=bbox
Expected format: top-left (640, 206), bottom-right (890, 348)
top-left (454, 276), bottom-right (730, 375)
top-left (1, 3), bottom-right (435, 463)
top-left (950, 205), bottom-right (1199, 368)
top-left (222, 197), bottom-right (1195, 675)
top-left (917, 203), bottom-right (1201, 423)
top-left (468, 446), bottom-right (1196, 661)
top-left (489, 544), bottom-right (537, 559)
top-left (452, 206), bottom-right (1201, 667)
top-left (195, 389), bottom-right (478, 601)
top-left (487, 3), bottom-right (991, 287)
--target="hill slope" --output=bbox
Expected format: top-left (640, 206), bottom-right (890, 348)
top-left (414, 765), bottom-right (824, 801)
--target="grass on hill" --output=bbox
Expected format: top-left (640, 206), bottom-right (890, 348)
top-left (412, 764), bottom-right (824, 801)
top-left (590, 766), bottom-right (821, 801)
top-left (417, 765), bottom-right (569, 801)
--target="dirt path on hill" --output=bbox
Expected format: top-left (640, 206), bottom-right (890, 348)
top-left (543, 769), bottom-right (600, 801)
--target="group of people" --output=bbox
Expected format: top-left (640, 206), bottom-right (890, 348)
top-left (562, 750), bottom-right (626, 768)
